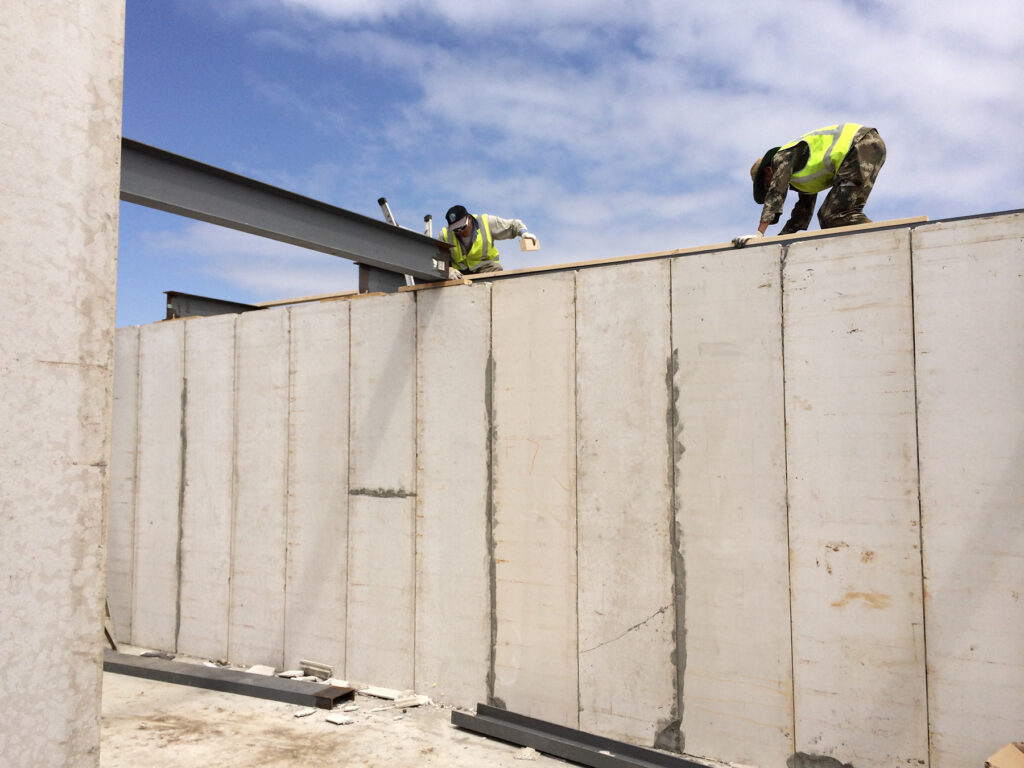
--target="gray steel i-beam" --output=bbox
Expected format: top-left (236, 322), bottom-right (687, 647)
top-left (451, 704), bottom-right (704, 768)
top-left (119, 138), bottom-right (450, 283)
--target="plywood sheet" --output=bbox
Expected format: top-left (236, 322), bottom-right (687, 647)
top-left (285, 302), bottom-right (350, 671)
top-left (131, 321), bottom-right (184, 651)
top-left (671, 246), bottom-right (793, 765)
top-left (107, 326), bottom-right (139, 643)
top-left (491, 272), bottom-right (579, 726)
top-left (784, 229), bottom-right (927, 765)
top-left (346, 294), bottom-right (416, 689)
top-left (414, 285), bottom-right (491, 706)
top-left (912, 213), bottom-right (1024, 768)
top-left (177, 314), bottom-right (235, 660)
top-left (575, 261), bottom-right (677, 746)
top-left (229, 309), bottom-right (289, 667)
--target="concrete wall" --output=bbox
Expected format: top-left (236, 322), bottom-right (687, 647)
top-left (1, 3), bottom-right (125, 767)
top-left (106, 212), bottom-right (1024, 768)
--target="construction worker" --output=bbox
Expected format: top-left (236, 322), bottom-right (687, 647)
top-left (733, 123), bottom-right (886, 247)
top-left (440, 204), bottom-right (536, 277)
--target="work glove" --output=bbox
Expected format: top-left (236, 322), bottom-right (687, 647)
top-left (447, 267), bottom-right (463, 280)
top-left (519, 232), bottom-right (539, 250)
top-left (732, 232), bottom-right (764, 248)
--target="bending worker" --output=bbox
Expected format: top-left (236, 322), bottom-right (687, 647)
top-left (733, 123), bottom-right (886, 247)
top-left (440, 204), bottom-right (536, 277)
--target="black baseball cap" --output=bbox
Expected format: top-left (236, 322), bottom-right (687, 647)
top-left (445, 205), bottom-right (471, 230)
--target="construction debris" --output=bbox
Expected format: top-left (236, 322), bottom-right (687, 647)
top-left (299, 659), bottom-right (333, 680)
top-left (325, 713), bottom-right (355, 726)
top-left (293, 707), bottom-right (317, 718)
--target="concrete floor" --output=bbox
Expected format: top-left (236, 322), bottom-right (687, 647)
top-left (101, 671), bottom-right (569, 767)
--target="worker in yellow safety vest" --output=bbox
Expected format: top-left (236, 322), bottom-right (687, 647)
top-left (440, 204), bottom-right (537, 277)
top-left (733, 123), bottom-right (886, 247)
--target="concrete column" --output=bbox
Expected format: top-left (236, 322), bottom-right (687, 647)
top-left (913, 213), bottom-right (1024, 768)
top-left (672, 247), bottom-right (793, 766)
top-left (0, 2), bottom-right (125, 766)
top-left (784, 230), bottom-right (928, 766)
top-left (415, 285), bottom-right (491, 706)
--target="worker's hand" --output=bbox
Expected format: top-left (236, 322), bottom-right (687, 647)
top-left (519, 232), bottom-right (539, 251)
top-left (732, 232), bottom-right (764, 248)
top-left (447, 267), bottom-right (463, 280)
top-left (520, 230), bottom-right (535, 240)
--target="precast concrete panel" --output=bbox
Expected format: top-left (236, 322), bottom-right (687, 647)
top-left (415, 285), bottom-right (491, 706)
top-left (492, 273), bottom-right (579, 726)
top-left (783, 231), bottom-right (927, 766)
top-left (912, 213), bottom-right (1024, 768)
top-left (230, 309), bottom-right (290, 667)
top-left (108, 326), bottom-right (140, 643)
top-left (575, 261), bottom-right (678, 747)
top-left (347, 294), bottom-right (417, 689)
top-left (132, 321), bottom-right (185, 651)
top-left (177, 315), bottom-right (236, 660)
top-left (285, 302), bottom-right (350, 671)
top-left (671, 247), bottom-right (794, 765)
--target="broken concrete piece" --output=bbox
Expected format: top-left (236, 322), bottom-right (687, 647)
top-left (393, 694), bottom-right (421, 709)
top-left (277, 670), bottom-right (303, 678)
top-left (246, 665), bottom-right (275, 676)
top-left (293, 707), bottom-right (317, 718)
top-left (359, 685), bottom-right (403, 700)
top-left (299, 659), bottom-right (333, 680)
top-left (325, 713), bottom-right (354, 725)
top-left (342, 704), bottom-right (359, 712)
top-left (514, 747), bottom-right (540, 761)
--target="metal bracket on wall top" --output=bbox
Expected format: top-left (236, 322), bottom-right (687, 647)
top-left (451, 703), bottom-right (704, 768)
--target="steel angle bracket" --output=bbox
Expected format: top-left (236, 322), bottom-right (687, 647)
top-left (103, 650), bottom-right (354, 709)
top-left (451, 703), bottom-right (704, 768)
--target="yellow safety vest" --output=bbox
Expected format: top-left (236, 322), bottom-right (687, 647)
top-left (441, 214), bottom-right (500, 272)
top-left (780, 123), bottom-right (861, 194)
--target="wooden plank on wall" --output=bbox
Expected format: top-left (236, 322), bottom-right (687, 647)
top-left (107, 326), bottom-right (140, 644)
top-left (347, 293), bottom-right (417, 690)
top-left (131, 321), bottom-right (184, 651)
top-left (671, 246), bottom-right (793, 765)
top-left (575, 261), bottom-right (678, 747)
top-left (784, 229), bottom-right (928, 766)
top-left (230, 309), bottom-right (290, 667)
top-left (177, 314), bottom-right (235, 661)
top-left (912, 212), bottom-right (1024, 768)
top-left (492, 272), bottom-right (579, 727)
top-left (414, 284), bottom-right (491, 707)
top-left (285, 302), bottom-right (350, 672)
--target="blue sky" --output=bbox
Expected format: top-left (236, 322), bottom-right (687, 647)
top-left (117, 0), bottom-right (1024, 327)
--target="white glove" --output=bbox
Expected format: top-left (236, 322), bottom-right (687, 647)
top-left (519, 232), bottom-right (539, 250)
top-left (447, 267), bottom-right (463, 279)
top-left (732, 232), bottom-right (764, 248)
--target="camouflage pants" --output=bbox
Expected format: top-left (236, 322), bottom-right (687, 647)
top-left (817, 128), bottom-right (886, 229)
top-left (468, 259), bottom-right (503, 274)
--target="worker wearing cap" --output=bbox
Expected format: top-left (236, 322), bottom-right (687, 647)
top-left (733, 123), bottom-right (886, 247)
top-left (440, 204), bottom-right (536, 276)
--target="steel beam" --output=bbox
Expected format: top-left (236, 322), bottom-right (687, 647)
top-left (451, 704), bottom-right (703, 768)
top-left (164, 290), bottom-right (262, 319)
top-left (120, 138), bottom-right (450, 282)
top-left (103, 650), bottom-right (354, 709)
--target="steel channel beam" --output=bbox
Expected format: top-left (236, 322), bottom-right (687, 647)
top-left (102, 649), bottom-right (354, 709)
top-left (451, 704), bottom-right (704, 768)
top-left (120, 138), bottom-right (449, 282)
